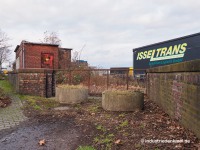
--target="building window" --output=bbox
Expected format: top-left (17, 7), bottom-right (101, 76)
top-left (41, 53), bottom-right (54, 69)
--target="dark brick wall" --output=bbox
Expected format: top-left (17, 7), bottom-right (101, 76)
top-left (147, 60), bottom-right (200, 139)
top-left (24, 44), bottom-right (59, 69)
top-left (8, 69), bottom-right (55, 97)
top-left (58, 48), bottom-right (71, 69)
top-left (18, 72), bottom-right (46, 97)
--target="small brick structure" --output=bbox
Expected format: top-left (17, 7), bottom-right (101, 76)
top-left (9, 69), bottom-right (55, 97)
top-left (14, 41), bottom-right (72, 70)
top-left (147, 59), bottom-right (200, 139)
top-left (10, 41), bottom-right (72, 98)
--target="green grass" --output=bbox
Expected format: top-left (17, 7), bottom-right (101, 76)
top-left (118, 113), bottom-right (125, 118)
top-left (88, 105), bottom-right (99, 112)
top-left (0, 79), bottom-right (59, 111)
top-left (115, 120), bottom-right (129, 130)
top-left (19, 95), bottom-right (60, 111)
top-left (120, 120), bottom-right (129, 127)
top-left (0, 80), bottom-right (13, 93)
top-left (33, 104), bottom-right (42, 110)
top-left (93, 134), bottom-right (114, 149)
top-left (96, 124), bottom-right (106, 132)
top-left (94, 124), bottom-right (114, 149)
top-left (0, 80), bottom-right (13, 102)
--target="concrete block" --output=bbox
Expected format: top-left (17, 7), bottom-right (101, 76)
top-left (102, 90), bottom-right (144, 111)
top-left (56, 85), bottom-right (88, 104)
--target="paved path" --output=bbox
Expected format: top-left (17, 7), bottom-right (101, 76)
top-left (0, 96), bottom-right (27, 130)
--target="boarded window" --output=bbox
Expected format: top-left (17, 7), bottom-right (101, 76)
top-left (41, 53), bottom-right (54, 69)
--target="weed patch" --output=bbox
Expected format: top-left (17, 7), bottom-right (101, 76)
top-left (19, 95), bottom-right (60, 114)
top-left (93, 134), bottom-right (114, 150)
top-left (96, 124), bottom-right (106, 132)
top-left (76, 146), bottom-right (96, 150)
top-left (119, 120), bottom-right (128, 127)
top-left (93, 124), bottom-right (115, 149)
top-left (88, 105), bottom-right (100, 113)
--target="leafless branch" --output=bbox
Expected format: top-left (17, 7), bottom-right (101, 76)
top-left (41, 31), bottom-right (61, 46)
top-left (0, 29), bottom-right (11, 70)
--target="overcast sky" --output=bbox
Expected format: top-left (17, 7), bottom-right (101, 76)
top-left (1, 0), bottom-right (200, 68)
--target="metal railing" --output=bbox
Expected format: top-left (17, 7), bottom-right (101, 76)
top-left (54, 69), bottom-right (146, 95)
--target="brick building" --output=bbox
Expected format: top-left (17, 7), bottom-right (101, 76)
top-left (14, 40), bottom-right (72, 70)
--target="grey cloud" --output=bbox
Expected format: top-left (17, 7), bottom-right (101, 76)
top-left (1, 0), bottom-right (200, 68)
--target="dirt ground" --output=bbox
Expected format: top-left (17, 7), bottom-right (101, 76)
top-left (0, 88), bottom-right (11, 108)
top-left (0, 97), bottom-right (199, 150)
top-left (0, 97), bottom-right (11, 108)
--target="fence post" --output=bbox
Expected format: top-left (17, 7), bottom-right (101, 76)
top-left (107, 70), bottom-right (109, 90)
top-left (88, 70), bottom-right (91, 94)
top-left (126, 70), bottom-right (129, 90)
top-left (45, 70), bottom-right (48, 98)
top-left (52, 70), bottom-right (56, 97)
top-left (69, 69), bottom-right (72, 85)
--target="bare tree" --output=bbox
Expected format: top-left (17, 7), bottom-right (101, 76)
top-left (72, 44), bottom-right (86, 62)
top-left (42, 31), bottom-right (61, 46)
top-left (71, 49), bottom-right (89, 69)
top-left (72, 50), bottom-right (79, 62)
top-left (0, 29), bottom-right (11, 71)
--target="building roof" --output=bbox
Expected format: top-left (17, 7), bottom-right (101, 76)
top-left (59, 48), bottom-right (72, 51)
top-left (22, 40), bottom-right (59, 46)
top-left (14, 40), bottom-right (72, 52)
top-left (14, 45), bottom-right (20, 52)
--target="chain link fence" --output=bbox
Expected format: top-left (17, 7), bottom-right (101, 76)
top-left (55, 69), bottom-right (146, 96)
